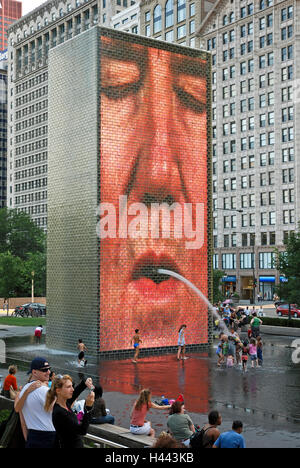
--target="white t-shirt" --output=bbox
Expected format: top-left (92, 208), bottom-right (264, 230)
top-left (19, 382), bottom-right (55, 432)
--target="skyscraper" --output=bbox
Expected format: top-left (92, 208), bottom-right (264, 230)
top-left (0, 0), bottom-right (22, 51)
top-left (0, 49), bottom-right (7, 208)
top-left (198, 0), bottom-right (297, 300)
top-left (7, 0), bottom-right (135, 230)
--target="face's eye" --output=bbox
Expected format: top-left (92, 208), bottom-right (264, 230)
top-left (101, 58), bottom-right (143, 100)
top-left (174, 75), bottom-right (206, 114)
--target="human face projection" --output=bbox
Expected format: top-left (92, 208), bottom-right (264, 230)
top-left (99, 36), bottom-right (209, 352)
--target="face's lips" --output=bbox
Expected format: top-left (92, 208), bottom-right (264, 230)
top-left (131, 252), bottom-right (181, 284)
top-left (129, 251), bottom-right (181, 302)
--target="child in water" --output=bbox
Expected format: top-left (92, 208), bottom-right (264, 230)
top-left (249, 338), bottom-right (259, 368)
top-left (226, 355), bottom-right (234, 368)
top-left (257, 336), bottom-right (263, 366)
top-left (241, 341), bottom-right (249, 372)
top-left (131, 329), bottom-right (142, 363)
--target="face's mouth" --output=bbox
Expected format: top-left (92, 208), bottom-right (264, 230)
top-left (131, 252), bottom-right (180, 284)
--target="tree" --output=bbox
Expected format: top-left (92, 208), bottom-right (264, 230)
top-left (275, 228), bottom-right (300, 306)
top-left (0, 252), bottom-right (23, 298)
top-left (0, 208), bottom-right (46, 298)
top-left (0, 208), bottom-right (45, 260)
top-left (213, 269), bottom-right (226, 303)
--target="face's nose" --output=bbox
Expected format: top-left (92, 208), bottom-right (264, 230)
top-left (132, 48), bottom-right (183, 204)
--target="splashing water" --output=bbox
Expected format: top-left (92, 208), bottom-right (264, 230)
top-left (157, 268), bottom-right (229, 335)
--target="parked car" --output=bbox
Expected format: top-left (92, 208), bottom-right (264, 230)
top-left (276, 304), bottom-right (300, 318)
top-left (13, 303), bottom-right (46, 317)
top-left (274, 300), bottom-right (287, 308)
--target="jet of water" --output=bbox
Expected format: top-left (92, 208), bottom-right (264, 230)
top-left (157, 268), bottom-right (229, 335)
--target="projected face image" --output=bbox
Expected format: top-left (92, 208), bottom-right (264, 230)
top-left (99, 36), bottom-right (209, 351)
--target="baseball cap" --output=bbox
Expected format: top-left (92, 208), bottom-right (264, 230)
top-left (28, 357), bottom-right (51, 374)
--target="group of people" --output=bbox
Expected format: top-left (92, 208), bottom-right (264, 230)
top-left (1, 356), bottom-right (114, 448)
top-left (130, 388), bottom-right (246, 449)
top-left (217, 332), bottom-right (263, 371)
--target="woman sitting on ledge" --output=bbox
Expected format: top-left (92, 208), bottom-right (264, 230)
top-left (130, 389), bottom-right (170, 437)
top-left (90, 385), bottom-right (115, 425)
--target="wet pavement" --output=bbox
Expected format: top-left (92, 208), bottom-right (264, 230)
top-left (0, 329), bottom-right (300, 448)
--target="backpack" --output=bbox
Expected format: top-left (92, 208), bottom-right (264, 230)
top-left (190, 426), bottom-right (212, 449)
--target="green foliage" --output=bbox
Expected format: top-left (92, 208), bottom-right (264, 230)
top-left (259, 316), bottom-right (300, 328)
top-left (275, 227), bottom-right (300, 305)
top-left (213, 269), bottom-right (225, 303)
top-left (0, 208), bottom-right (46, 298)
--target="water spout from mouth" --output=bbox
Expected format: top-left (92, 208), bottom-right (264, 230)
top-left (157, 268), bottom-right (229, 334)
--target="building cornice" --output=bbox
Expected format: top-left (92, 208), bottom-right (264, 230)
top-left (7, 0), bottom-right (95, 35)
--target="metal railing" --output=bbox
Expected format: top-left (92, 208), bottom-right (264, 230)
top-left (84, 433), bottom-right (128, 449)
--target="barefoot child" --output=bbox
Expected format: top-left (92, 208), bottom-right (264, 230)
top-left (249, 338), bottom-right (259, 368)
top-left (257, 336), bottom-right (263, 366)
top-left (241, 341), bottom-right (249, 372)
top-left (216, 337), bottom-right (224, 367)
top-left (77, 339), bottom-right (88, 366)
top-left (131, 329), bottom-right (142, 363)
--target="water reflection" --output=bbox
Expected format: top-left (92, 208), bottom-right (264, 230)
top-left (96, 354), bottom-right (210, 414)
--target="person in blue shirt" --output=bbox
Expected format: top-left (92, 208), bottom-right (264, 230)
top-left (213, 421), bottom-right (246, 448)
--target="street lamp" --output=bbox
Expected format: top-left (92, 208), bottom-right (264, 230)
top-left (31, 270), bottom-right (35, 303)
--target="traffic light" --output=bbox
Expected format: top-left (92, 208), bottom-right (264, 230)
top-left (253, 278), bottom-right (257, 287)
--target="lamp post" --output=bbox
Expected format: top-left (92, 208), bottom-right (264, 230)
top-left (31, 270), bottom-right (35, 303)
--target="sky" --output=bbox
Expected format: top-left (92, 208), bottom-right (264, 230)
top-left (22, 0), bottom-right (46, 16)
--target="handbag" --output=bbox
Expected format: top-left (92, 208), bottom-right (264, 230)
top-left (9, 385), bottom-right (17, 400)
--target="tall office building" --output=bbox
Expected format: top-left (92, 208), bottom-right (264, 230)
top-left (0, 0), bottom-right (22, 51)
top-left (198, 0), bottom-right (297, 300)
top-left (0, 49), bottom-right (7, 208)
top-left (140, 0), bottom-right (216, 48)
top-left (7, 0), bottom-right (137, 230)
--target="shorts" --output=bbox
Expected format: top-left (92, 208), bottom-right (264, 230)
top-left (78, 351), bottom-right (85, 360)
top-left (250, 354), bottom-right (257, 361)
top-left (242, 356), bottom-right (248, 362)
top-left (134, 343), bottom-right (139, 349)
top-left (130, 422), bottom-right (151, 435)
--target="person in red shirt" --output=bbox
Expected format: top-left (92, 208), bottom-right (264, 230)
top-left (3, 365), bottom-right (18, 399)
top-left (130, 389), bottom-right (170, 437)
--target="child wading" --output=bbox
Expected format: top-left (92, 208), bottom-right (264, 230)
top-left (131, 329), bottom-right (142, 363)
top-left (241, 341), bottom-right (249, 372)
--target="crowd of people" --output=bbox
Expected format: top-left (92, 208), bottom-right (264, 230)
top-left (131, 388), bottom-right (246, 449)
top-left (213, 303), bottom-right (264, 371)
top-left (0, 358), bottom-right (248, 449)
top-left (0, 356), bottom-right (115, 448)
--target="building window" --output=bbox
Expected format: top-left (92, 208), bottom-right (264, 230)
top-left (259, 252), bottom-right (275, 269)
top-left (165, 0), bottom-right (174, 28)
top-left (240, 253), bottom-right (255, 269)
top-left (153, 5), bottom-right (162, 34)
top-left (222, 254), bottom-right (236, 270)
top-left (177, 0), bottom-right (186, 22)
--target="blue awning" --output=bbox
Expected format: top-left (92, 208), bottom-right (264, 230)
top-left (222, 276), bottom-right (237, 282)
top-left (259, 276), bottom-right (275, 283)
top-left (280, 276), bottom-right (288, 283)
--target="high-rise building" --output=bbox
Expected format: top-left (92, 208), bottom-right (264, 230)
top-left (140, 0), bottom-right (216, 48)
top-left (0, 49), bottom-right (7, 208)
top-left (198, 0), bottom-right (297, 301)
top-left (0, 0), bottom-right (22, 51)
top-left (111, 1), bottom-right (140, 34)
top-left (7, 0), bottom-right (137, 230)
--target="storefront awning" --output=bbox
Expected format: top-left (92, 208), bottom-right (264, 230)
top-left (222, 276), bottom-right (237, 282)
top-left (259, 276), bottom-right (275, 283)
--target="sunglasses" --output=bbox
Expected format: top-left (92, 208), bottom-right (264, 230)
top-left (38, 367), bottom-right (51, 373)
